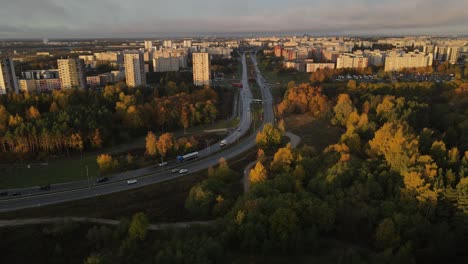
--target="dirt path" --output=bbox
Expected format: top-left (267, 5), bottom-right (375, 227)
top-left (0, 217), bottom-right (214, 230)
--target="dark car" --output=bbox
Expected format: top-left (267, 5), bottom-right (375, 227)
top-left (39, 184), bottom-right (51, 191)
top-left (0, 191), bottom-right (8, 196)
top-left (12, 192), bottom-right (21, 196)
top-left (96, 177), bottom-right (109, 183)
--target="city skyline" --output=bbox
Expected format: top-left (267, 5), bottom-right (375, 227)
top-left (1, 0), bottom-right (467, 39)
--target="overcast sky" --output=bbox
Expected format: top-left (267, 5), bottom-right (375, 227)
top-left (1, 0), bottom-right (467, 39)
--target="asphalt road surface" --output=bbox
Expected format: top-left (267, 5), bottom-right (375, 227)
top-left (0, 51), bottom-right (275, 212)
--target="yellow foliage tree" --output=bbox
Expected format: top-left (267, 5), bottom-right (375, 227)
top-left (249, 162), bottom-right (267, 184)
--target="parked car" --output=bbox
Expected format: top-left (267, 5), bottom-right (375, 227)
top-left (179, 169), bottom-right (189, 174)
top-left (96, 177), bottom-right (109, 183)
top-left (127, 179), bottom-right (138, 185)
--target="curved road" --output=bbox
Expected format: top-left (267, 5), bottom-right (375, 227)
top-left (0, 51), bottom-right (274, 212)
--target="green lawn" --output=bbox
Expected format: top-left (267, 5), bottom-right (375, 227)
top-left (284, 114), bottom-right (343, 152)
top-left (0, 154), bottom-right (98, 189)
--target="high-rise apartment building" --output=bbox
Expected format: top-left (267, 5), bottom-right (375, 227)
top-left (124, 52), bottom-right (146, 88)
top-left (192, 53), bottom-right (210, 86)
top-left (384, 51), bottom-right (433, 72)
top-left (0, 58), bottom-right (19, 94)
top-left (336, 53), bottom-right (369, 69)
top-left (144, 40), bottom-right (153, 51)
top-left (57, 58), bottom-right (87, 89)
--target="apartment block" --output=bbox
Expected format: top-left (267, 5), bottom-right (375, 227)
top-left (336, 53), bottom-right (369, 69)
top-left (57, 58), bottom-right (87, 89)
top-left (384, 51), bottom-right (433, 72)
top-left (0, 58), bottom-right (19, 94)
top-left (124, 52), bottom-right (146, 88)
top-left (192, 53), bottom-right (210, 86)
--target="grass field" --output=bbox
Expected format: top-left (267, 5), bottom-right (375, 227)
top-left (0, 149), bottom-right (257, 221)
top-left (0, 154), bottom-right (98, 189)
top-left (284, 114), bottom-right (343, 152)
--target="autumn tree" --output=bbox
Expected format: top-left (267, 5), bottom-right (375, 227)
top-left (96, 154), bottom-right (118, 174)
top-left (249, 162), bottom-right (267, 184)
top-left (145, 131), bottom-right (158, 157)
top-left (156, 133), bottom-right (174, 163)
top-left (270, 143), bottom-right (294, 172)
top-left (256, 123), bottom-right (282, 150)
top-left (332, 94), bottom-right (356, 126)
top-left (368, 122), bottom-right (419, 173)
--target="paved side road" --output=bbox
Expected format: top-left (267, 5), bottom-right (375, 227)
top-left (285, 132), bottom-right (302, 149)
top-left (0, 217), bottom-right (215, 231)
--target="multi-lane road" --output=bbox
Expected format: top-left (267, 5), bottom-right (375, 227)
top-left (0, 52), bottom-right (274, 212)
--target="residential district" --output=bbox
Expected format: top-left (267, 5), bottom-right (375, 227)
top-left (1, 36), bottom-right (467, 93)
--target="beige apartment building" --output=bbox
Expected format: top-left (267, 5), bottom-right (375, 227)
top-left (192, 53), bottom-right (210, 86)
top-left (384, 51), bottom-right (433, 72)
top-left (57, 58), bottom-right (87, 89)
top-left (124, 52), bottom-right (146, 88)
top-left (336, 53), bottom-right (369, 69)
top-left (0, 58), bottom-right (19, 94)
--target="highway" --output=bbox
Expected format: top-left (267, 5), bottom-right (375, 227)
top-left (0, 51), bottom-right (275, 212)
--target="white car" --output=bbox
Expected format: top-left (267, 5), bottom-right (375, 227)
top-left (179, 169), bottom-right (189, 174)
top-left (127, 179), bottom-right (138, 184)
top-left (158, 162), bottom-right (168, 167)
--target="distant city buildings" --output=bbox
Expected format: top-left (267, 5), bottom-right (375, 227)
top-left (384, 51), bottom-right (433, 72)
top-left (144, 40), bottom-right (153, 51)
top-left (124, 52), bottom-right (146, 88)
top-left (192, 52), bottom-right (210, 86)
top-left (163, 40), bottom-right (172, 48)
top-left (57, 58), bottom-right (87, 89)
top-left (183, 39), bottom-right (192, 48)
top-left (0, 58), bottom-right (19, 94)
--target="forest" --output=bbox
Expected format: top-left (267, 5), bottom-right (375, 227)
top-left (0, 82), bottom-right (219, 162)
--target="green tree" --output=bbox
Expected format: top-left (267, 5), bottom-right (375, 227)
top-left (128, 212), bottom-right (149, 241)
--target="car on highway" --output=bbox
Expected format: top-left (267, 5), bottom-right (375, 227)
top-left (219, 140), bottom-right (227, 148)
top-left (127, 179), bottom-right (138, 185)
top-left (158, 162), bottom-right (168, 167)
top-left (179, 169), bottom-right (189, 174)
top-left (0, 191), bottom-right (8, 196)
top-left (39, 184), bottom-right (51, 191)
top-left (12, 192), bottom-right (21, 196)
top-left (96, 177), bottom-right (109, 183)
top-left (171, 168), bottom-right (180, 173)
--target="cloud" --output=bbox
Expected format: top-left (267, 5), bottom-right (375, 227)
top-left (0, 0), bottom-right (466, 38)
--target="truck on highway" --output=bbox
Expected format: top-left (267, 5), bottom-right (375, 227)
top-left (219, 140), bottom-right (228, 148)
top-left (177, 152), bottom-right (199, 163)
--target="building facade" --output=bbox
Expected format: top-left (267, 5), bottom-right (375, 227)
top-left (192, 53), bottom-right (210, 86)
top-left (57, 58), bottom-right (87, 89)
top-left (124, 52), bottom-right (146, 88)
top-left (306, 63), bottom-right (335, 73)
top-left (384, 51), bottom-right (433, 72)
top-left (0, 58), bottom-right (19, 94)
top-left (336, 54), bottom-right (369, 69)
